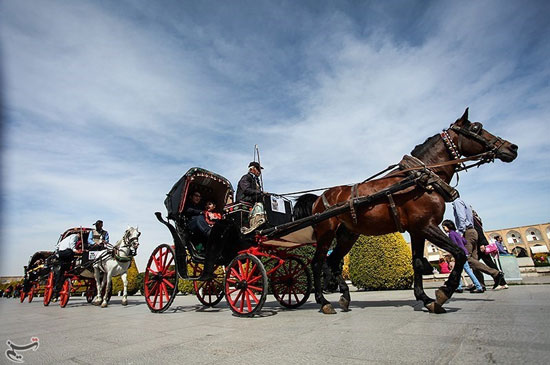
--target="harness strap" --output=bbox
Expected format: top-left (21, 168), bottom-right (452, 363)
top-left (349, 183), bottom-right (358, 224)
top-left (386, 192), bottom-right (404, 233)
top-left (321, 192), bottom-right (331, 209)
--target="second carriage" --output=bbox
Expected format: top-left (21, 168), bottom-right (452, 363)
top-left (22, 227), bottom-right (111, 308)
top-left (144, 168), bottom-right (315, 316)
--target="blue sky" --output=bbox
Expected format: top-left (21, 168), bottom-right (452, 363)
top-left (1, 0), bottom-right (549, 275)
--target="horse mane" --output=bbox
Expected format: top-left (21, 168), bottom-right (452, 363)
top-left (411, 134), bottom-right (440, 158)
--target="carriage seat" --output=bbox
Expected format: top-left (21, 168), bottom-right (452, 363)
top-left (224, 202), bottom-right (253, 227)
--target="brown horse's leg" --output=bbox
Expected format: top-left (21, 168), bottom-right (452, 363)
top-left (422, 224), bottom-right (467, 307)
top-left (312, 232), bottom-right (337, 314)
top-left (410, 234), bottom-right (444, 314)
top-left (329, 225), bottom-right (359, 311)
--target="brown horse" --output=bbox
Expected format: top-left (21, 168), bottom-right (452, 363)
top-left (297, 108), bottom-right (518, 314)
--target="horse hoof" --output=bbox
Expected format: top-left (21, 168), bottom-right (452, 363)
top-left (101, 302), bottom-right (108, 308)
top-left (338, 296), bottom-right (350, 312)
top-left (425, 301), bottom-right (446, 314)
top-left (435, 288), bottom-right (449, 306)
top-left (321, 304), bottom-right (337, 314)
top-left (122, 300), bottom-right (128, 306)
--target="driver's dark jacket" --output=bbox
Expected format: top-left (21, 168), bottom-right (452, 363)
top-left (236, 173), bottom-right (262, 204)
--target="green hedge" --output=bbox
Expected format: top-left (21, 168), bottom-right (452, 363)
top-left (349, 233), bottom-right (413, 290)
top-left (111, 258), bottom-right (140, 295)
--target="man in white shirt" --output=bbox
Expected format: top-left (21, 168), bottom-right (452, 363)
top-left (53, 234), bottom-right (79, 298)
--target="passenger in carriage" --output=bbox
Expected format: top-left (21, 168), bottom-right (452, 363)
top-left (205, 201), bottom-right (222, 227)
top-left (53, 234), bottom-right (81, 299)
top-left (184, 191), bottom-right (211, 238)
top-left (88, 220), bottom-right (110, 250)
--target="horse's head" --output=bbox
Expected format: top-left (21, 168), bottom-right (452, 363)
top-left (448, 108), bottom-right (518, 163)
top-left (122, 226), bottom-right (141, 256)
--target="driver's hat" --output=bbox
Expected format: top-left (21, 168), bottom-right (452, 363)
top-left (248, 161), bottom-right (263, 170)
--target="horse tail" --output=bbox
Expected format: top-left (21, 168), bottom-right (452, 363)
top-left (293, 193), bottom-right (319, 220)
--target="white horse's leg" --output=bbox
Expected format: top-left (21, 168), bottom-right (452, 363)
top-left (121, 272), bottom-right (128, 306)
top-left (101, 268), bottom-right (112, 308)
top-left (93, 265), bottom-right (103, 305)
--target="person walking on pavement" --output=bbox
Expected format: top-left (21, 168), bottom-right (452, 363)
top-left (452, 196), bottom-right (507, 290)
top-left (442, 220), bottom-right (484, 293)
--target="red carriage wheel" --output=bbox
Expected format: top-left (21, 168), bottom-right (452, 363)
top-left (192, 264), bottom-right (224, 307)
top-left (144, 244), bottom-right (179, 313)
top-left (28, 286), bottom-right (35, 303)
top-left (59, 278), bottom-right (71, 308)
top-left (224, 254), bottom-right (268, 317)
top-left (43, 271), bottom-right (54, 306)
top-left (271, 256), bottom-right (312, 309)
top-left (19, 291), bottom-right (26, 303)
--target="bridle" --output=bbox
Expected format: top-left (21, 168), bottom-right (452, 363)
top-left (441, 122), bottom-right (506, 172)
top-left (114, 228), bottom-right (140, 262)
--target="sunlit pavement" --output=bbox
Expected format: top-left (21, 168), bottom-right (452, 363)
top-left (1, 283), bottom-right (549, 364)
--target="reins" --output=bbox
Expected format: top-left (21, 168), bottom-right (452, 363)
top-left (278, 151), bottom-right (494, 197)
top-left (279, 121), bottom-right (504, 197)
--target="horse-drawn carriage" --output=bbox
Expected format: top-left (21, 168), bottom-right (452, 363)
top-left (146, 109), bottom-right (518, 316)
top-left (20, 250), bottom-right (55, 303)
top-left (144, 167), bottom-right (314, 316)
top-left (21, 224), bottom-right (139, 308)
top-left (41, 227), bottom-right (102, 307)
top-left (20, 227), bottom-right (112, 307)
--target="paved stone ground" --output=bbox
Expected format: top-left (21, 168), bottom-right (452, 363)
top-left (1, 284), bottom-right (550, 364)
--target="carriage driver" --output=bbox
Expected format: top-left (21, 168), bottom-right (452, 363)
top-left (236, 161), bottom-right (267, 234)
top-left (236, 161), bottom-right (264, 204)
top-left (88, 220), bottom-right (110, 250)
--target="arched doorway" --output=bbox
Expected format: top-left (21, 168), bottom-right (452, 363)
top-left (512, 246), bottom-right (528, 258)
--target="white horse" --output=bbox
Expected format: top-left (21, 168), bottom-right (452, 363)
top-left (92, 226), bottom-right (140, 307)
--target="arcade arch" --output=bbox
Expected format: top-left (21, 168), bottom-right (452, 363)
top-left (506, 230), bottom-right (523, 244)
top-left (526, 228), bottom-right (543, 242)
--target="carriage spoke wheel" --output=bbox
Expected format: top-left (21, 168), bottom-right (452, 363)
top-left (28, 285), bottom-right (36, 303)
top-left (144, 244), bottom-right (179, 313)
top-left (59, 278), bottom-right (71, 308)
top-left (43, 271), bottom-right (54, 306)
top-left (271, 257), bottom-right (312, 309)
top-left (225, 254), bottom-right (267, 317)
top-left (192, 264), bottom-right (224, 307)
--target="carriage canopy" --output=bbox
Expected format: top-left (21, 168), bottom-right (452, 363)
top-left (164, 167), bottom-right (234, 218)
top-left (58, 227), bottom-right (93, 243)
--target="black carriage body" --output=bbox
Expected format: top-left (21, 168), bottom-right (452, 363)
top-left (24, 250), bottom-right (55, 291)
top-left (262, 194), bottom-right (292, 226)
top-left (159, 168), bottom-right (235, 269)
